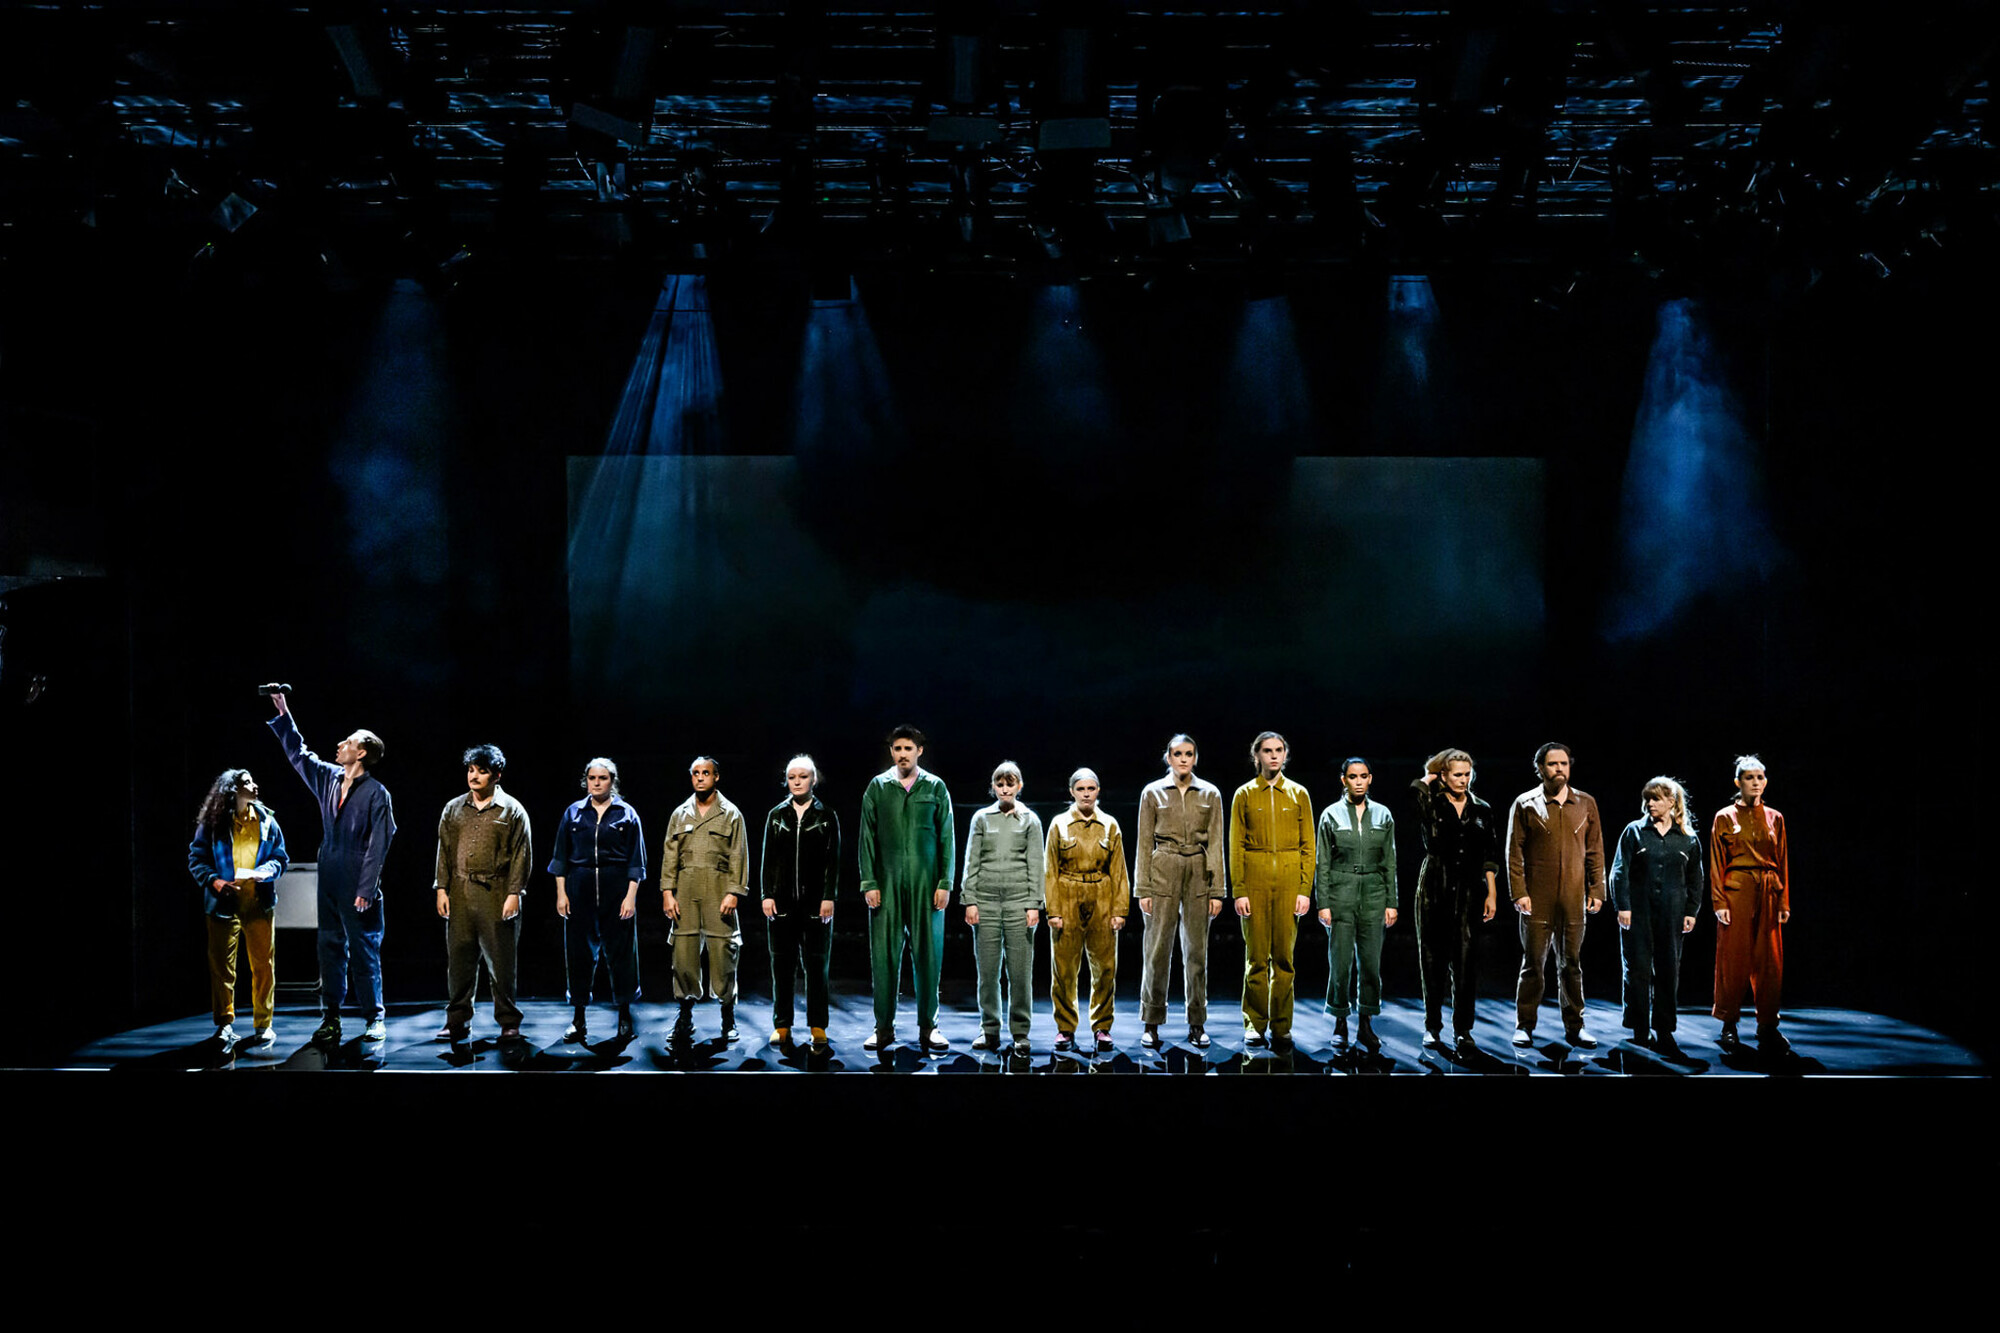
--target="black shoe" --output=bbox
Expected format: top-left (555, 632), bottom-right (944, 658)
top-left (1271, 1033), bottom-right (1294, 1054)
top-left (562, 1020), bottom-right (588, 1044)
top-left (616, 1012), bottom-right (637, 1041)
top-left (1454, 1032), bottom-right (1479, 1058)
top-left (1095, 1030), bottom-right (1115, 1052)
top-left (1655, 1034), bottom-right (1685, 1061)
top-left (1140, 1025), bottom-right (1160, 1049)
top-left (1188, 1027), bottom-right (1210, 1049)
top-left (1423, 1029), bottom-right (1447, 1050)
top-left (1244, 1027), bottom-right (1269, 1049)
top-left (1511, 1027), bottom-right (1535, 1048)
top-left (673, 1002), bottom-right (696, 1042)
top-left (1566, 1026), bottom-right (1599, 1050)
top-left (1357, 1015), bottom-right (1381, 1054)
top-left (1333, 1016), bottom-right (1350, 1050)
top-left (720, 1007), bottom-right (739, 1043)
top-left (312, 1018), bottom-right (342, 1044)
top-left (1631, 1029), bottom-right (1652, 1048)
top-left (1012, 1037), bottom-right (1031, 1058)
top-left (1758, 1028), bottom-right (1790, 1054)
top-left (434, 1023), bottom-right (469, 1044)
top-left (1718, 1022), bottom-right (1741, 1053)
top-left (1054, 1032), bottom-right (1074, 1052)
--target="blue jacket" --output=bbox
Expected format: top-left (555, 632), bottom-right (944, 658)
top-left (187, 803), bottom-right (290, 917)
top-left (547, 797), bottom-right (648, 892)
top-left (267, 708), bottom-right (397, 904)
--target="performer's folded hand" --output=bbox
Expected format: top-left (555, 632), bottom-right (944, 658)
top-left (720, 893), bottom-right (738, 915)
top-left (270, 691), bottom-right (288, 716)
top-left (763, 897), bottom-right (778, 919)
top-left (1208, 899), bottom-right (1223, 918)
top-left (555, 889), bottom-right (570, 918)
top-left (354, 895), bottom-right (370, 912)
top-left (1715, 907), bottom-right (1731, 926)
top-left (1048, 915), bottom-right (1063, 930)
top-left (1681, 916), bottom-right (1695, 934)
top-left (864, 889), bottom-right (882, 910)
top-left (819, 900), bottom-right (834, 924)
top-left (1617, 910), bottom-right (1632, 929)
top-left (622, 892), bottom-right (638, 921)
top-left (1234, 896), bottom-right (1251, 917)
top-left (1293, 895), bottom-right (1310, 917)
top-left (1026, 909), bottom-right (1040, 929)
top-left (435, 889), bottom-right (450, 919)
top-left (502, 893), bottom-right (519, 921)
top-left (1138, 896), bottom-right (1152, 916)
top-left (663, 891), bottom-right (680, 920)
top-left (1384, 908), bottom-right (1398, 928)
top-left (1317, 908), bottom-right (1332, 926)
top-left (1778, 909), bottom-right (1790, 924)
top-left (1586, 897), bottom-right (1603, 915)
top-left (932, 888), bottom-right (950, 911)
top-left (1515, 895), bottom-right (1532, 915)
top-left (963, 905), bottom-right (980, 926)
top-left (1110, 916), bottom-right (1125, 931)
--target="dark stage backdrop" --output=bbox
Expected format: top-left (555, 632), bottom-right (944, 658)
top-left (568, 454), bottom-right (1546, 744)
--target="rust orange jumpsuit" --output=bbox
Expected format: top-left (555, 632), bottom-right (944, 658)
top-left (1708, 799), bottom-right (1788, 1033)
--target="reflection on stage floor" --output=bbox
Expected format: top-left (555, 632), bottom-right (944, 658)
top-left (33, 996), bottom-right (1984, 1077)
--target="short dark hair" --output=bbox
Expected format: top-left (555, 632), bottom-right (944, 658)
top-left (1249, 731), bottom-right (1288, 771)
top-left (463, 743), bottom-right (506, 779)
top-left (354, 730), bottom-right (385, 769)
top-left (888, 724), bottom-right (926, 747)
top-left (1534, 742), bottom-right (1572, 774)
top-left (1342, 756), bottom-right (1370, 775)
top-left (690, 754), bottom-right (720, 778)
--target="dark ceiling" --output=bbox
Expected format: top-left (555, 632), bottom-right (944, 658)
top-left (0, 2), bottom-right (1993, 283)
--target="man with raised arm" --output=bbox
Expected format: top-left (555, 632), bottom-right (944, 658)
top-left (266, 691), bottom-right (396, 1045)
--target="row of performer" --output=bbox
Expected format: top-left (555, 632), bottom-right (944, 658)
top-left (188, 696), bottom-right (1790, 1062)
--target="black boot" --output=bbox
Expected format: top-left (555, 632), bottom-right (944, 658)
top-left (562, 1012), bottom-right (587, 1044)
top-left (719, 1005), bottom-right (739, 1043)
top-left (1357, 1014), bottom-right (1380, 1053)
top-left (1718, 1020), bottom-right (1741, 1053)
top-left (616, 1007), bottom-right (636, 1041)
top-left (1333, 1016), bottom-right (1350, 1050)
top-left (673, 1000), bottom-right (696, 1042)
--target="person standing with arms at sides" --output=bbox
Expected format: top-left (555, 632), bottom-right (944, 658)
top-left (761, 755), bottom-right (840, 1054)
top-left (962, 762), bottom-right (1044, 1056)
top-left (266, 691), bottom-right (395, 1045)
top-left (662, 756), bottom-right (748, 1044)
top-left (432, 745), bottom-right (533, 1043)
top-left (188, 769), bottom-right (290, 1049)
top-left (1045, 769), bottom-right (1129, 1052)
top-left (1229, 732), bottom-right (1315, 1053)
top-left (1506, 742), bottom-right (1607, 1049)
top-left (1610, 777), bottom-right (1703, 1058)
top-left (1136, 735), bottom-right (1227, 1050)
top-left (1709, 757), bottom-right (1790, 1055)
top-left (1410, 751), bottom-right (1500, 1054)
top-left (548, 758), bottom-right (646, 1044)
top-left (859, 725), bottom-right (956, 1053)
top-left (1314, 758), bottom-right (1397, 1054)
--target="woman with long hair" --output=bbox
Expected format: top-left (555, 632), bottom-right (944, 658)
top-left (1609, 776), bottom-right (1704, 1058)
top-left (187, 768), bottom-right (290, 1048)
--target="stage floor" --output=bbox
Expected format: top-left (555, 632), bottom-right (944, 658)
top-left (36, 994), bottom-right (1985, 1076)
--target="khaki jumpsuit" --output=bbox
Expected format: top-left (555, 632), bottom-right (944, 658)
top-left (661, 791), bottom-right (749, 1006)
top-left (1045, 806), bottom-right (1131, 1037)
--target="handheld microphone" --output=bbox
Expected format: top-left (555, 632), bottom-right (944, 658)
top-left (256, 682), bottom-right (294, 697)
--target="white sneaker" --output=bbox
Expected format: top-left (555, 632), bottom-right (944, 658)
top-left (250, 1027), bottom-right (276, 1049)
top-left (213, 1023), bottom-right (236, 1044)
top-left (1512, 1027), bottom-right (1535, 1047)
top-left (1567, 1026), bottom-right (1599, 1049)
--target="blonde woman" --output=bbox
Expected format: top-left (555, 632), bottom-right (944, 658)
top-left (1609, 778), bottom-right (1704, 1058)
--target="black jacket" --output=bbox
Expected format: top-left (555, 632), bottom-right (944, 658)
top-left (1408, 778), bottom-right (1501, 897)
top-left (759, 797), bottom-right (841, 914)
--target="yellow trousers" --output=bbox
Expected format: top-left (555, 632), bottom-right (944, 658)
top-left (1239, 885), bottom-right (1299, 1036)
top-left (206, 912), bottom-right (275, 1028)
top-left (1051, 902), bottom-right (1118, 1036)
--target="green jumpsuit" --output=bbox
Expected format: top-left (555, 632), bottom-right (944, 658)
top-left (1313, 796), bottom-right (1397, 1017)
top-left (859, 768), bottom-right (955, 1034)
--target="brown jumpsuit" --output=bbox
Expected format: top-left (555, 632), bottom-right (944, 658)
top-left (1708, 799), bottom-right (1789, 1032)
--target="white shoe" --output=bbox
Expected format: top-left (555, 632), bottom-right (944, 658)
top-left (250, 1027), bottom-right (276, 1049)
top-left (1567, 1026), bottom-right (1599, 1049)
top-left (1512, 1027), bottom-right (1535, 1047)
top-left (213, 1023), bottom-right (236, 1045)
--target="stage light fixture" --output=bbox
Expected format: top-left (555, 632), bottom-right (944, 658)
top-left (927, 4), bottom-right (1004, 146)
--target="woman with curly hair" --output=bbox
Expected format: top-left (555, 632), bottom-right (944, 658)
top-left (1609, 777), bottom-right (1704, 1058)
top-left (187, 769), bottom-right (290, 1048)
